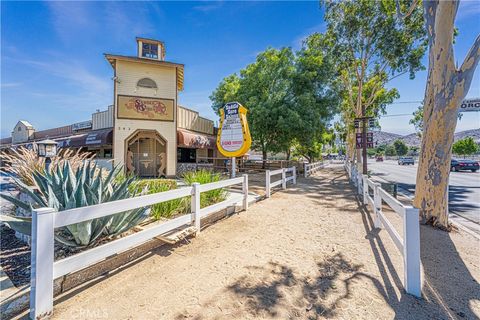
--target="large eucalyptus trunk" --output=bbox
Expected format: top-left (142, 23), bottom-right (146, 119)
top-left (414, 1), bottom-right (480, 229)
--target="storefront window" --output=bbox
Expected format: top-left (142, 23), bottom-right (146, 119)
top-left (177, 148), bottom-right (196, 163)
top-left (104, 149), bottom-right (112, 158)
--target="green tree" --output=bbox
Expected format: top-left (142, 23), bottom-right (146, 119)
top-left (321, 0), bottom-right (427, 172)
top-left (385, 144), bottom-right (397, 157)
top-left (210, 48), bottom-right (296, 161)
top-left (393, 139), bottom-right (408, 156)
top-left (452, 137), bottom-right (480, 157)
top-left (291, 33), bottom-right (340, 162)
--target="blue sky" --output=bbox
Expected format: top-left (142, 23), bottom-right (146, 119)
top-left (1, 1), bottom-right (479, 138)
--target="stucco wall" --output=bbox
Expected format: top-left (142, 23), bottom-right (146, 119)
top-left (113, 60), bottom-right (177, 176)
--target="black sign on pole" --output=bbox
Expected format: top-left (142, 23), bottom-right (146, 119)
top-left (368, 118), bottom-right (375, 128)
top-left (354, 119), bottom-right (360, 128)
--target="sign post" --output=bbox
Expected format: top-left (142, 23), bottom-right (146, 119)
top-left (216, 102), bottom-right (252, 178)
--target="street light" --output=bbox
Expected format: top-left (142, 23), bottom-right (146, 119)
top-left (37, 139), bottom-right (58, 171)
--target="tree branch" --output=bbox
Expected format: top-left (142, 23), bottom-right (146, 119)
top-left (458, 34), bottom-right (480, 87)
top-left (395, 0), bottom-right (420, 21)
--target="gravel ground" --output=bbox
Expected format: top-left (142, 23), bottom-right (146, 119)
top-left (23, 166), bottom-right (480, 319)
top-left (0, 226), bottom-right (30, 287)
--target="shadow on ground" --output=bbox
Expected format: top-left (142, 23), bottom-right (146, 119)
top-left (178, 167), bottom-right (479, 319)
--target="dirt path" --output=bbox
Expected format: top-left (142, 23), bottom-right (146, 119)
top-left (50, 166), bottom-right (479, 320)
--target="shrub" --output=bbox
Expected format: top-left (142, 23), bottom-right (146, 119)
top-left (130, 179), bottom-right (188, 219)
top-left (182, 170), bottom-right (227, 208)
top-left (0, 145), bottom-right (95, 186)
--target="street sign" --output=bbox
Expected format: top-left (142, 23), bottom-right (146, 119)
top-left (459, 98), bottom-right (480, 112)
top-left (216, 101), bottom-right (252, 157)
top-left (368, 118), bottom-right (375, 128)
top-left (354, 119), bottom-right (360, 128)
top-left (356, 133), bottom-right (362, 148)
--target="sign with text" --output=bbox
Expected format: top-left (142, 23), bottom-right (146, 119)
top-left (459, 98), bottom-right (480, 112)
top-left (117, 95), bottom-right (174, 121)
top-left (216, 102), bottom-right (252, 157)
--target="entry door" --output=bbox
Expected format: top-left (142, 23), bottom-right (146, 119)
top-left (126, 131), bottom-right (166, 178)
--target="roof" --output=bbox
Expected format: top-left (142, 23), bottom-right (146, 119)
top-left (104, 54), bottom-right (184, 91)
top-left (18, 120), bottom-right (33, 128)
top-left (136, 37), bottom-right (164, 45)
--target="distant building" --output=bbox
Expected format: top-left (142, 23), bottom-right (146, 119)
top-left (0, 38), bottom-right (221, 177)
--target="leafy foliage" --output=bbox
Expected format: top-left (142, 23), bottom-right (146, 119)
top-left (322, 0), bottom-right (427, 160)
top-left (130, 179), bottom-right (188, 220)
top-left (0, 145), bottom-right (95, 186)
top-left (452, 137), bottom-right (480, 157)
top-left (183, 170), bottom-right (227, 208)
top-left (393, 139), bottom-right (409, 156)
top-left (0, 161), bottom-right (147, 247)
top-left (210, 42), bottom-right (339, 162)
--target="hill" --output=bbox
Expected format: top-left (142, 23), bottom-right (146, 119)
top-left (372, 128), bottom-right (480, 147)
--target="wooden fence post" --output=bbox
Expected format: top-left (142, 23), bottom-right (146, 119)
top-left (243, 174), bottom-right (249, 210)
top-left (304, 163), bottom-right (308, 178)
top-left (30, 208), bottom-right (56, 320)
top-left (282, 168), bottom-right (286, 189)
top-left (362, 175), bottom-right (368, 204)
top-left (293, 166), bottom-right (297, 184)
top-left (373, 183), bottom-right (382, 228)
top-left (357, 172), bottom-right (362, 195)
top-left (403, 207), bottom-right (421, 297)
top-left (191, 183), bottom-right (201, 234)
top-left (266, 170), bottom-right (271, 198)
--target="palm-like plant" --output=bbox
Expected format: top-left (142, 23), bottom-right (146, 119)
top-left (0, 161), bottom-right (147, 248)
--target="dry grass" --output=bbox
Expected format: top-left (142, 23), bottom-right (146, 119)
top-left (0, 145), bottom-right (95, 186)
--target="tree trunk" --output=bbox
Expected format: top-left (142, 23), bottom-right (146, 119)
top-left (262, 148), bottom-right (267, 169)
top-left (414, 1), bottom-right (480, 229)
top-left (286, 148), bottom-right (291, 161)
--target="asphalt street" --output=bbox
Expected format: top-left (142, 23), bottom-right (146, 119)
top-left (368, 159), bottom-right (480, 235)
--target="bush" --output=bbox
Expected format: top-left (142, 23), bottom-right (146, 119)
top-left (183, 170), bottom-right (227, 208)
top-left (131, 179), bottom-right (188, 220)
top-left (0, 145), bottom-right (95, 186)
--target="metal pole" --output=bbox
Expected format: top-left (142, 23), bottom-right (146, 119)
top-left (231, 157), bottom-right (236, 178)
top-left (362, 115), bottom-right (368, 174)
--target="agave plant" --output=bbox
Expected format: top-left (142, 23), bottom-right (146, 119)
top-left (0, 161), bottom-right (147, 248)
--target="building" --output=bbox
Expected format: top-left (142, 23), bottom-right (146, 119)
top-left (0, 38), bottom-right (219, 177)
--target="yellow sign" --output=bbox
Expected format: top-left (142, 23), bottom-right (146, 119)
top-left (216, 102), bottom-right (252, 157)
top-left (117, 95), bottom-right (174, 121)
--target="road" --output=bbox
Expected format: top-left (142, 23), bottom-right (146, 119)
top-left (368, 159), bottom-right (480, 235)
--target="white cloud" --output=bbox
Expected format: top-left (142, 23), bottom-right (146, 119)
top-left (1, 82), bottom-right (22, 88)
top-left (47, 2), bottom-right (95, 42)
top-left (193, 1), bottom-right (224, 13)
top-left (292, 23), bottom-right (326, 50)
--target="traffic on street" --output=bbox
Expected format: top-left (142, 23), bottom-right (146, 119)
top-left (368, 159), bottom-right (480, 235)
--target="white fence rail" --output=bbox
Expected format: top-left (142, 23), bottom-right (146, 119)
top-left (265, 167), bottom-right (296, 198)
top-left (345, 162), bottom-right (422, 297)
top-left (304, 161), bottom-right (325, 177)
top-left (30, 175), bottom-right (249, 319)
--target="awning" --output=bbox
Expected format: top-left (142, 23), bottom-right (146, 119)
top-left (177, 129), bottom-right (216, 149)
top-left (56, 128), bottom-right (113, 148)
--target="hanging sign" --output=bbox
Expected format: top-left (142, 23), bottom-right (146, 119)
top-left (459, 98), bottom-right (480, 112)
top-left (216, 102), bottom-right (252, 157)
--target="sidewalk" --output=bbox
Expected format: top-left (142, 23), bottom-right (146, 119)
top-left (37, 166), bottom-right (479, 319)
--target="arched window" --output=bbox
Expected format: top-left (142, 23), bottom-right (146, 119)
top-left (137, 78), bottom-right (157, 89)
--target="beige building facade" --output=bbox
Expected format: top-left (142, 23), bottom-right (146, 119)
top-left (1, 38), bottom-right (218, 178)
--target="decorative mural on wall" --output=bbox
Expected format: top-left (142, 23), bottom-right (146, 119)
top-left (117, 95), bottom-right (174, 121)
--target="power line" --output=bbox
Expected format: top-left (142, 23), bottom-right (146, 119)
top-left (389, 100), bottom-right (423, 104)
top-left (379, 113), bottom-right (412, 118)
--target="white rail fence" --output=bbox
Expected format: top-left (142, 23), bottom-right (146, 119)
top-left (265, 167), bottom-right (296, 198)
top-left (30, 175), bottom-right (249, 319)
top-left (304, 161), bottom-right (325, 177)
top-left (345, 162), bottom-right (422, 297)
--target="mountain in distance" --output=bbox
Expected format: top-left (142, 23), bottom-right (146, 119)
top-left (372, 128), bottom-right (480, 147)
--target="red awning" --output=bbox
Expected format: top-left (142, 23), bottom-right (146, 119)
top-left (177, 129), bottom-right (216, 149)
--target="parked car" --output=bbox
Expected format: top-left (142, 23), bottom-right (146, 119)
top-left (376, 156), bottom-right (384, 162)
top-left (398, 157), bottom-right (414, 165)
top-left (451, 159), bottom-right (479, 172)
